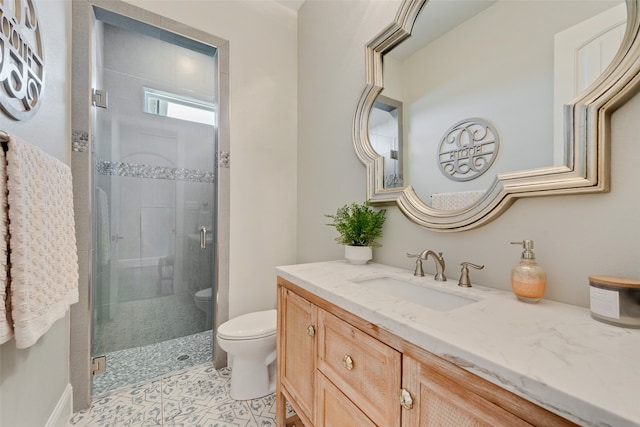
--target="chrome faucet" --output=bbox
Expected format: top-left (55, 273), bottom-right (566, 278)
top-left (407, 250), bottom-right (447, 281)
top-left (457, 262), bottom-right (484, 287)
top-left (407, 253), bottom-right (425, 276)
top-left (420, 250), bottom-right (447, 281)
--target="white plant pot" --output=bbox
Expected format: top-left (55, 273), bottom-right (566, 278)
top-left (344, 245), bottom-right (372, 265)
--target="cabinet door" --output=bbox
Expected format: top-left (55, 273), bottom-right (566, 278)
top-left (277, 286), bottom-right (316, 425)
top-left (316, 372), bottom-right (377, 427)
top-left (402, 354), bottom-right (575, 427)
top-left (402, 355), bottom-right (531, 426)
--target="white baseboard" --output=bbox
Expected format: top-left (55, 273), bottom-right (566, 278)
top-left (45, 383), bottom-right (73, 427)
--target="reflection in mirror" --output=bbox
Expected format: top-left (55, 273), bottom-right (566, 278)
top-left (369, 0), bottom-right (625, 210)
top-left (369, 95), bottom-right (404, 188)
top-left (355, 0), bottom-right (640, 230)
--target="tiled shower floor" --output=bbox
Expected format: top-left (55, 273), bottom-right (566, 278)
top-left (69, 364), bottom-right (290, 426)
top-left (93, 291), bottom-right (207, 355)
top-left (92, 330), bottom-right (214, 397)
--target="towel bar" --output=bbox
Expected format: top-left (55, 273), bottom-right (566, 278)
top-left (0, 131), bottom-right (9, 143)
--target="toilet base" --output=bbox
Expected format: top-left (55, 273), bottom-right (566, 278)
top-left (229, 355), bottom-right (276, 400)
top-left (216, 310), bottom-right (278, 401)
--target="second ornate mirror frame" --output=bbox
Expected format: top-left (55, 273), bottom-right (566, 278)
top-left (354, 0), bottom-right (640, 232)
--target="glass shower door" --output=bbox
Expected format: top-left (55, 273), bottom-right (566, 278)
top-left (90, 12), bottom-right (218, 397)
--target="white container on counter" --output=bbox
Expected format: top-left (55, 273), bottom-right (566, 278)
top-left (589, 275), bottom-right (640, 328)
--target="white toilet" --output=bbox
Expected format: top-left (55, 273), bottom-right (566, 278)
top-left (216, 309), bottom-right (277, 400)
top-left (194, 288), bottom-right (213, 328)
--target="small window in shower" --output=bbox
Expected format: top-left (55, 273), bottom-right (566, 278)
top-left (144, 87), bottom-right (216, 126)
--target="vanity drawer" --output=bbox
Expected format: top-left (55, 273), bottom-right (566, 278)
top-left (316, 372), bottom-right (377, 427)
top-left (317, 308), bottom-right (401, 427)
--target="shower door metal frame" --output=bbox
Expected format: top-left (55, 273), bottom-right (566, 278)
top-left (70, 0), bottom-right (230, 411)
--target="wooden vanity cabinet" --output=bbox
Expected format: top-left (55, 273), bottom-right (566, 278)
top-left (277, 286), bottom-right (317, 426)
top-left (276, 277), bottom-right (576, 427)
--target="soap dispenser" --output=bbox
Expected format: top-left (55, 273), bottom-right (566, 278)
top-left (510, 240), bottom-right (546, 303)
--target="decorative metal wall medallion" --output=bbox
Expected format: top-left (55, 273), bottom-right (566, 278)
top-left (0, 0), bottom-right (45, 121)
top-left (437, 118), bottom-right (499, 182)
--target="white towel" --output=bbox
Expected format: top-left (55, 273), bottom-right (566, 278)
top-left (0, 147), bottom-right (11, 344)
top-left (431, 190), bottom-right (485, 211)
top-left (6, 136), bottom-right (79, 349)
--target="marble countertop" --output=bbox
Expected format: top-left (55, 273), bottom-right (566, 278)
top-left (276, 261), bottom-right (640, 427)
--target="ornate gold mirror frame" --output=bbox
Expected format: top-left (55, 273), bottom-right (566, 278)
top-left (354, 0), bottom-right (640, 232)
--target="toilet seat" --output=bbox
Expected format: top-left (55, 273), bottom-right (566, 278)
top-left (195, 287), bottom-right (212, 300)
top-left (217, 309), bottom-right (276, 340)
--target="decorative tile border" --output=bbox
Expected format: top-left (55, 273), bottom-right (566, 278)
top-left (96, 159), bottom-right (215, 183)
top-left (74, 129), bottom-right (219, 183)
top-left (218, 151), bottom-right (230, 168)
top-left (72, 130), bottom-right (90, 152)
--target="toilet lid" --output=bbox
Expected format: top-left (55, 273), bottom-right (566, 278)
top-left (195, 288), bottom-right (212, 299)
top-left (217, 309), bottom-right (276, 340)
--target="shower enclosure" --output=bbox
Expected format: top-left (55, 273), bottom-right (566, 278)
top-left (90, 9), bottom-right (219, 396)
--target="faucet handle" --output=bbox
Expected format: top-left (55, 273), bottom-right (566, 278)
top-left (458, 262), bottom-right (484, 287)
top-left (407, 253), bottom-right (425, 277)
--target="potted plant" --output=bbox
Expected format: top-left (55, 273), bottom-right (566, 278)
top-left (325, 202), bottom-right (386, 264)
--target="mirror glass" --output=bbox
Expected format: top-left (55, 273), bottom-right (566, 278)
top-left (369, 0), bottom-right (626, 211)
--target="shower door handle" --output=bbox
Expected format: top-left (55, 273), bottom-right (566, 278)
top-left (200, 226), bottom-right (207, 250)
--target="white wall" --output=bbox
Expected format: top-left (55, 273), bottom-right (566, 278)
top-left (124, 0), bottom-right (298, 318)
top-left (297, 0), bottom-right (640, 309)
top-left (0, 1), bottom-right (73, 426)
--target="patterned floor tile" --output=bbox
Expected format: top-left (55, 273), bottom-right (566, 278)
top-left (201, 400), bottom-right (257, 426)
top-left (168, 400), bottom-right (256, 427)
top-left (68, 380), bottom-right (163, 426)
top-left (161, 366), bottom-right (232, 407)
top-left (246, 394), bottom-right (277, 420)
top-left (67, 364), bottom-right (287, 427)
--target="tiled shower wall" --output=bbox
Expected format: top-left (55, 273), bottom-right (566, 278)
top-left (93, 22), bottom-right (217, 314)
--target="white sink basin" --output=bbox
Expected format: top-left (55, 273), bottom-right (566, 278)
top-left (354, 277), bottom-right (477, 312)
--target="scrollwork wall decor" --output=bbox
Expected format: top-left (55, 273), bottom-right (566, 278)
top-left (438, 118), bottom-right (499, 182)
top-left (0, 0), bottom-right (45, 121)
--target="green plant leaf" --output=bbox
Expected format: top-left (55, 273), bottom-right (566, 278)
top-left (325, 202), bottom-right (386, 247)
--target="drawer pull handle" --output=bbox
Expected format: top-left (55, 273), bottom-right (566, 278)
top-left (342, 354), bottom-right (354, 370)
top-left (399, 388), bottom-right (414, 410)
top-left (306, 325), bottom-right (315, 336)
